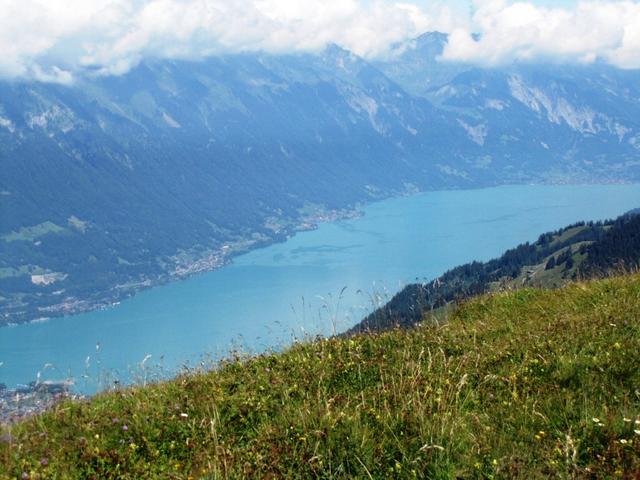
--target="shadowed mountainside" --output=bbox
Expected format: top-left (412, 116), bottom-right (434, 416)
top-left (3, 34), bottom-right (640, 324)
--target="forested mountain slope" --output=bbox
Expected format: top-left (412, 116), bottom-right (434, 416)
top-left (351, 211), bottom-right (640, 334)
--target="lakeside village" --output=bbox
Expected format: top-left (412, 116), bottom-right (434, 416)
top-left (0, 380), bottom-right (77, 425)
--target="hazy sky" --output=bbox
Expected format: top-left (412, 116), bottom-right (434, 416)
top-left (0, 0), bottom-right (638, 83)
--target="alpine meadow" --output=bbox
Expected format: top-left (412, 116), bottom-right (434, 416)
top-left (1, 1), bottom-right (640, 478)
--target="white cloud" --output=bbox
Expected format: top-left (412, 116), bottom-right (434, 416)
top-left (0, 0), bottom-right (452, 82)
top-left (0, 0), bottom-right (638, 83)
top-left (441, 0), bottom-right (640, 69)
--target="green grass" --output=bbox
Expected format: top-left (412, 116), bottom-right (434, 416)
top-left (1, 222), bottom-right (65, 243)
top-left (2, 274), bottom-right (640, 479)
top-left (549, 226), bottom-right (587, 247)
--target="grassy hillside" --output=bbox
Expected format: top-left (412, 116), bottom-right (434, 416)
top-left (352, 212), bottom-right (640, 334)
top-left (2, 274), bottom-right (640, 479)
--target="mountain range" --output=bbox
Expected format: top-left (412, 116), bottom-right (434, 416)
top-left (2, 32), bottom-right (640, 325)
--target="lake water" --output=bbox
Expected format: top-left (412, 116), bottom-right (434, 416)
top-left (1, 184), bottom-right (639, 392)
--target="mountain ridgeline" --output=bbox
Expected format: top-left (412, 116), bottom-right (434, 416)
top-left (2, 32), bottom-right (640, 324)
top-left (350, 210), bottom-right (640, 334)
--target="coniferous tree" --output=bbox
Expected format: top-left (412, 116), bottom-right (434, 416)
top-left (545, 256), bottom-right (556, 270)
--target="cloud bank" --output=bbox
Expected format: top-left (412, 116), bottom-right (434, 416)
top-left (0, 0), bottom-right (456, 82)
top-left (0, 0), bottom-right (638, 83)
top-left (442, 0), bottom-right (640, 69)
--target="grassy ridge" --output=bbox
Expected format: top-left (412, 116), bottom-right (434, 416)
top-left (352, 212), bottom-right (640, 334)
top-left (2, 274), bottom-right (640, 479)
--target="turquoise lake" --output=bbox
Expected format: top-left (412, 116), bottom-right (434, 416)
top-left (1, 184), bottom-right (639, 392)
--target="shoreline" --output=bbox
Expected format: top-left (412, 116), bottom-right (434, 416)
top-left (0, 381), bottom-right (81, 425)
top-left (1, 206), bottom-right (364, 328)
top-left (2, 180), bottom-right (636, 328)
top-left (1, 183), bottom-right (638, 421)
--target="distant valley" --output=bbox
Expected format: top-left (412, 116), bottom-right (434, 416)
top-left (2, 32), bottom-right (640, 325)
